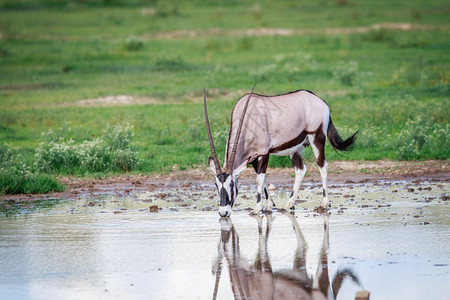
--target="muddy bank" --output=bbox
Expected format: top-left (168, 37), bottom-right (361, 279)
top-left (1, 160), bottom-right (448, 203)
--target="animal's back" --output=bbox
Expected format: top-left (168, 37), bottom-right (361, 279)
top-left (227, 90), bottom-right (330, 164)
top-left (232, 90), bottom-right (328, 137)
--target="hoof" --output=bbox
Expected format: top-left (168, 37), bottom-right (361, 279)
top-left (322, 202), bottom-right (331, 209)
top-left (264, 206), bottom-right (273, 213)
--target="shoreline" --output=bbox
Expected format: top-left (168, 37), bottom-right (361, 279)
top-left (1, 160), bottom-right (448, 202)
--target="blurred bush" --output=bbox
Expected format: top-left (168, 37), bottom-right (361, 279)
top-left (34, 123), bottom-right (141, 174)
top-left (0, 144), bottom-right (65, 195)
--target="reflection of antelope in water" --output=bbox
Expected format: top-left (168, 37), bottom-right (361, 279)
top-left (213, 214), bottom-right (362, 300)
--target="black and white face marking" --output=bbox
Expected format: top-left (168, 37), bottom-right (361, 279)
top-left (215, 173), bottom-right (238, 217)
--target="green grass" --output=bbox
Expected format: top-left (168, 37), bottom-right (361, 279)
top-left (0, 172), bottom-right (65, 195)
top-left (0, 144), bottom-right (65, 195)
top-left (0, 0), bottom-right (449, 193)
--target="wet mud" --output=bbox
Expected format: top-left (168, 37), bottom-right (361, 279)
top-left (0, 164), bottom-right (449, 299)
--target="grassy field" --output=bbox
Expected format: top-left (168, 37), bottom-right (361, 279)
top-left (0, 0), bottom-right (449, 193)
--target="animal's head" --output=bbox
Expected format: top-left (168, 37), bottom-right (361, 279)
top-left (208, 158), bottom-right (245, 217)
top-left (203, 86), bottom-right (254, 217)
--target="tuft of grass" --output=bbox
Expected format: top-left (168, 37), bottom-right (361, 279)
top-left (154, 56), bottom-right (192, 72)
top-left (0, 144), bottom-right (65, 195)
top-left (334, 61), bottom-right (358, 86)
top-left (155, 0), bottom-right (179, 18)
top-left (365, 29), bottom-right (392, 43)
top-left (334, 0), bottom-right (349, 6)
top-left (0, 172), bottom-right (65, 195)
top-left (124, 38), bottom-right (144, 52)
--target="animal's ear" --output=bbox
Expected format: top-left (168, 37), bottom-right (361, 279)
top-left (232, 160), bottom-right (247, 178)
top-left (208, 156), bottom-right (217, 175)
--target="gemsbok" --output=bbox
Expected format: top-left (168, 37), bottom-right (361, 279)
top-left (204, 86), bottom-right (357, 217)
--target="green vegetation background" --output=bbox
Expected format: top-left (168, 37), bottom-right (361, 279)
top-left (0, 0), bottom-right (449, 193)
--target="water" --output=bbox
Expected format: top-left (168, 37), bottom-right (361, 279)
top-left (0, 181), bottom-right (449, 299)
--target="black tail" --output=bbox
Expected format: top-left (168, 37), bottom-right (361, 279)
top-left (327, 117), bottom-right (358, 151)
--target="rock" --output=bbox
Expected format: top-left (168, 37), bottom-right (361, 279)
top-left (295, 199), bottom-right (306, 204)
top-left (268, 184), bottom-right (277, 191)
top-left (355, 290), bottom-right (370, 300)
top-left (314, 206), bottom-right (327, 214)
top-left (149, 205), bottom-right (159, 212)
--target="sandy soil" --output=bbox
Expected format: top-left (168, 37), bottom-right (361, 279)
top-left (148, 23), bottom-right (448, 39)
top-left (1, 160), bottom-right (448, 202)
top-left (59, 95), bottom-right (162, 107)
top-left (56, 90), bottom-right (354, 108)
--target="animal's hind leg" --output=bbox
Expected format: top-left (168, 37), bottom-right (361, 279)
top-left (309, 132), bottom-right (330, 208)
top-left (285, 148), bottom-right (306, 211)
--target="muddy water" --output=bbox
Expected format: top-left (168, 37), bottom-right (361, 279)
top-left (0, 180), bottom-right (449, 299)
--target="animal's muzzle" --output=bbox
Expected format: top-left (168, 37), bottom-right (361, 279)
top-left (220, 188), bottom-right (229, 207)
top-left (219, 188), bottom-right (231, 217)
top-left (219, 209), bottom-right (230, 217)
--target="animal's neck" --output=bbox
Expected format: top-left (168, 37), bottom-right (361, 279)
top-left (225, 147), bottom-right (252, 173)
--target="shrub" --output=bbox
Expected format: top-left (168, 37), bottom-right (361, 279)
top-left (154, 56), bottom-right (191, 72)
top-left (365, 29), bottom-right (392, 43)
top-left (387, 117), bottom-right (450, 160)
top-left (34, 123), bottom-right (141, 174)
top-left (124, 38), bottom-right (144, 52)
top-left (334, 61), bottom-right (358, 86)
top-left (104, 123), bottom-right (134, 150)
top-left (155, 0), bottom-right (179, 18)
top-left (0, 144), bottom-right (65, 195)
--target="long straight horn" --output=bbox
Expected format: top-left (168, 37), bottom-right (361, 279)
top-left (204, 88), bottom-right (222, 174)
top-left (228, 83), bottom-right (256, 173)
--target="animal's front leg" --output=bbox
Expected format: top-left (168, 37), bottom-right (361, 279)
top-left (251, 173), bottom-right (266, 214)
top-left (263, 184), bottom-right (275, 212)
top-left (250, 155), bottom-right (271, 215)
top-left (259, 173), bottom-right (275, 213)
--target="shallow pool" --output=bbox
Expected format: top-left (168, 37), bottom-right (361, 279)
top-left (0, 180), bottom-right (449, 299)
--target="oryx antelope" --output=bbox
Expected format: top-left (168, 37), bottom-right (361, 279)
top-left (204, 86), bottom-right (357, 217)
